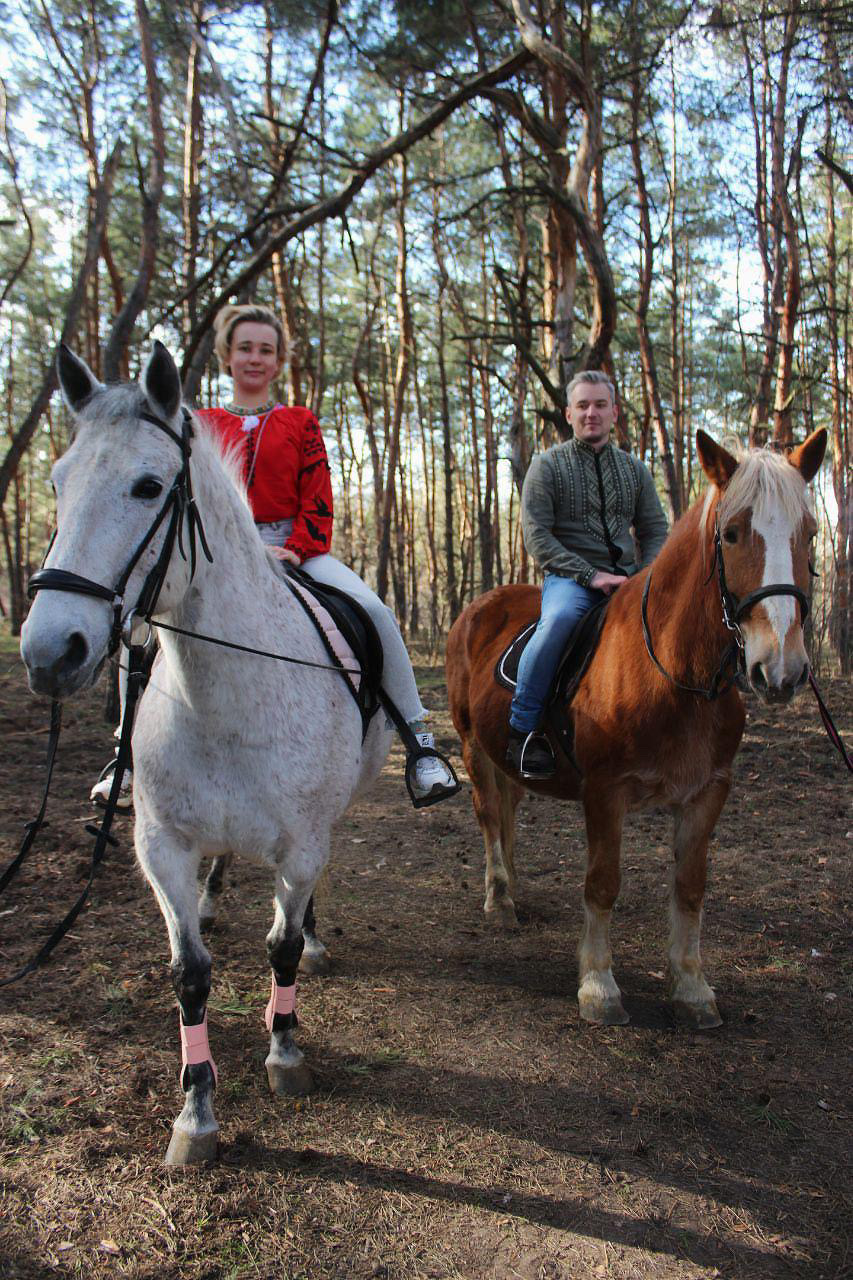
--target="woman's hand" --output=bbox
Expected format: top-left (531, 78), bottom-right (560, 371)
top-left (270, 546), bottom-right (301, 566)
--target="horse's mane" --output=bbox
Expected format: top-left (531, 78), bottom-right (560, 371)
top-left (699, 443), bottom-right (815, 543)
top-left (720, 446), bottom-right (815, 526)
top-left (188, 410), bottom-right (253, 514)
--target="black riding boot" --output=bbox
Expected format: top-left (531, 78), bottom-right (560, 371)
top-left (506, 727), bottom-right (556, 780)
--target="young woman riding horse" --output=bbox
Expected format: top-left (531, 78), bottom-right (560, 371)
top-left (447, 427), bottom-right (826, 1030)
top-left (91, 303), bottom-right (455, 810)
top-left (201, 303), bottom-right (456, 805)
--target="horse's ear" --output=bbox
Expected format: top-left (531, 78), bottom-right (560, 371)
top-left (57, 344), bottom-right (102, 412)
top-left (696, 429), bottom-right (738, 488)
top-left (788, 427), bottom-right (827, 484)
top-left (141, 340), bottom-right (182, 421)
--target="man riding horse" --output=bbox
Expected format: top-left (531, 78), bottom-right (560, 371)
top-left (507, 371), bottom-right (669, 780)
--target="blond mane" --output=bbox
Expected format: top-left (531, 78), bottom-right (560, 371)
top-left (700, 444), bottom-right (815, 546)
top-left (719, 447), bottom-right (815, 527)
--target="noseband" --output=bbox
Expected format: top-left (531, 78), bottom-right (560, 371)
top-left (28, 405), bottom-right (212, 654)
top-left (642, 522), bottom-right (811, 701)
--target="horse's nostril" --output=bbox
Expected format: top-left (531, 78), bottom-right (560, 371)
top-left (750, 663), bottom-right (767, 690)
top-left (62, 631), bottom-right (89, 673)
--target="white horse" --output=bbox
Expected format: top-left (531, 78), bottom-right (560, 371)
top-left (20, 343), bottom-right (392, 1165)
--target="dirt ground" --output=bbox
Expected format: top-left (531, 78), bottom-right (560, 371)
top-left (0, 636), bottom-right (850, 1280)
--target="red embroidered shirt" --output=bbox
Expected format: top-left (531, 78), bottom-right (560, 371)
top-left (200, 405), bottom-right (333, 563)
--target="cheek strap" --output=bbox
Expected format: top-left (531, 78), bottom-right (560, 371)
top-left (179, 1010), bottom-right (218, 1086)
top-left (264, 975), bottom-right (297, 1031)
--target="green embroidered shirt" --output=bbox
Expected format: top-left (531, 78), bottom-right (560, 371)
top-left (520, 438), bottom-right (668, 586)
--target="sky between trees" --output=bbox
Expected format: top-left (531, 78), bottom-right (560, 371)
top-left (0, 0), bottom-right (850, 665)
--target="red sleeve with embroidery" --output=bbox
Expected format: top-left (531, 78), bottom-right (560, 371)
top-left (285, 412), bottom-right (334, 562)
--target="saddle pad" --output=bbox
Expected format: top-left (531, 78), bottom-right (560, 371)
top-left (495, 622), bottom-right (537, 690)
top-left (288, 577), bottom-right (361, 693)
top-left (280, 565), bottom-right (385, 741)
top-left (494, 599), bottom-right (609, 704)
top-left (495, 600), bottom-right (609, 776)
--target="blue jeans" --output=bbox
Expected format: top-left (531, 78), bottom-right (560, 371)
top-left (509, 575), bottom-right (603, 732)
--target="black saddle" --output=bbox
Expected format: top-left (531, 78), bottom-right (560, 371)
top-left (284, 565), bottom-right (384, 739)
top-left (495, 599), bottom-right (609, 773)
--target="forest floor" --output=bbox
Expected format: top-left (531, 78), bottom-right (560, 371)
top-left (0, 634), bottom-right (850, 1280)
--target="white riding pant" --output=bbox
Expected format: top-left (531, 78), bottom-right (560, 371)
top-left (112, 527), bottom-right (426, 739)
top-left (257, 523), bottom-right (426, 725)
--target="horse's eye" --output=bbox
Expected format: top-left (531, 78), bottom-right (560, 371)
top-left (723, 526), bottom-right (738, 545)
top-left (131, 476), bottom-right (163, 500)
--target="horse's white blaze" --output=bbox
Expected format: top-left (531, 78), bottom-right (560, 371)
top-left (753, 506), bottom-right (797, 653)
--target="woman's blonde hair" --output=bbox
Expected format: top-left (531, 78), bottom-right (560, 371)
top-left (212, 303), bottom-right (287, 374)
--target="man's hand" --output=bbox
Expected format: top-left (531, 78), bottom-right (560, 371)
top-left (270, 546), bottom-right (300, 566)
top-left (590, 570), bottom-right (627, 595)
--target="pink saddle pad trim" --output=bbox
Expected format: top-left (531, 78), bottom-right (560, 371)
top-left (288, 578), bottom-right (361, 693)
top-left (264, 975), bottom-right (297, 1031)
top-left (179, 1010), bottom-right (218, 1086)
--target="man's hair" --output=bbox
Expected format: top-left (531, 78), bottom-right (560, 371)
top-left (212, 303), bottom-right (288, 374)
top-left (565, 370), bottom-right (616, 404)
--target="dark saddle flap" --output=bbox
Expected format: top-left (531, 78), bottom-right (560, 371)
top-left (494, 599), bottom-right (609, 771)
top-left (285, 565), bottom-right (385, 735)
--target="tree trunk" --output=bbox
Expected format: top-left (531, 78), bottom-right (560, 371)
top-left (824, 108), bottom-right (851, 672)
top-left (629, 65), bottom-right (681, 520)
top-left (103, 0), bottom-right (165, 380)
top-left (181, 3), bottom-right (204, 347)
top-left (0, 144), bottom-right (122, 510)
top-left (376, 127), bottom-right (412, 602)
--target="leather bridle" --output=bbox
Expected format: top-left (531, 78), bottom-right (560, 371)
top-left (27, 406), bottom-right (212, 650)
top-left (0, 404), bottom-right (213, 988)
top-left (642, 521), bottom-right (811, 701)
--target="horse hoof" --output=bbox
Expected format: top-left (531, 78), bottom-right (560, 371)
top-left (579, 996), bottom-right (630, 1026)
top-left (164, 1125), bottom-right (218, 1166)
top-left (484, 901), bottom-right (519, 931)
top-left (266, 1061), bottom-right (314, 1096)
top-left (299, 948), bottom-right (331, 977)
top-left (672, 999), bottom-right (722, 1030)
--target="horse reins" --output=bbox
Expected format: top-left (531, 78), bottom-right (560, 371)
top-left (0, 405), bottom-right (212, 986)
top-left (642, 522), bottom-right (851, 772)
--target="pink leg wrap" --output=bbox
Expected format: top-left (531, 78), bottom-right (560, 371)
top-left (179, 1010), bottom-right (218, 1086)
top-left (264, 975), bottom-right (297, 1032)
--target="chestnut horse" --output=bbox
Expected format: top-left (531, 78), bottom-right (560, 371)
top-left (446, 429), bottom-right (826, 1029)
